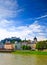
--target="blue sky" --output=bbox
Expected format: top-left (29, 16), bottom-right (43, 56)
top-left (0, 0), bottom-right (47, 41)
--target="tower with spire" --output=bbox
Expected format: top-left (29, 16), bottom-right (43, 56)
top-left (34, 37), bottom-right (37, 43)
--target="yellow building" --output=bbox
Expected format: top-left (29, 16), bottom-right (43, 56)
top-left (4, 43), bottom-right (14, 50)
top-left (27, 40), bottom-right (37, 50)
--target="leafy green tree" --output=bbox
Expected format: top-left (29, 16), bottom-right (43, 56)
top-left (46, 43), bottom-right (47, 49)
top-left (22, 45), bottom-right (31, 50)
top-left (22, 45), bottom-right (25, 50)
top-left (36, 41), bottom-right (46, 50)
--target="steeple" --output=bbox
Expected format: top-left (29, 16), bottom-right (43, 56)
top-left (34, 37), bottom-right (37, 43)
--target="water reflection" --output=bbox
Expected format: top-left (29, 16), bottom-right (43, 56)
top-left (0, 53), bottom-right (47, 65)
top-left (36, 55), bottom-right (47, 65)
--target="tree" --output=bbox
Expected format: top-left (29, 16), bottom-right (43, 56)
top-left (36, 41), bottom-right (46, 50)
top-left (22, 45), bottom-right (31, 50)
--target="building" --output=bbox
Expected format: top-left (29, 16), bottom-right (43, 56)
top-left (34, 37), bottom-right (37, 43)
top-left (27, 37), bottom-right (37, 50)
top-left (31, 41), bottom-right (36, 50)
top-left (4, 43), bottom-right (14, 50)
top-left (22, 41), bottom-right (27, 46)
top-left (31, 37), bottom-right (37, 50)
top-left (15, 41), bottom-right (22, 50)
top-left (0, 43), bottom-right (4, 50)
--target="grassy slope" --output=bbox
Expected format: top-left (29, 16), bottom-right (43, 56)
top-left (12, 50), bottom-right (47, 55)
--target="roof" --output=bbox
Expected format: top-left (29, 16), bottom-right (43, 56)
top-left (5, 43), bottom-right (12, 45)
top-left (31, 41), bottom-right (36, 44)
top-left (34, 37), bottom-right (37, 40)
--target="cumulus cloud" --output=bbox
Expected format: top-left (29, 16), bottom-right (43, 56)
top-left (0, 19), bottom-right (47, 41)
top-left (0, 0), bottom-right (47, 41)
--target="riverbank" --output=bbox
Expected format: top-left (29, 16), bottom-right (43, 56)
top-left (12, 50), bottom-right (47, 55)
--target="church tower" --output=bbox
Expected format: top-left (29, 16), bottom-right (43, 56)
top-left (34, 37), bottom-right (37, 43)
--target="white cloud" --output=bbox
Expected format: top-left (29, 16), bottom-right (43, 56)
top-left (0, 19), bottom-right (14, 27)
top-left (35, 14), bottom-right (47, 20)
top-left (0, 0), bottom-right (47, 41)
top-left (0, 0), bottom-right (23, 19)
top-left (0, 19), bottom-right (47, 41)
top-left (27, 14), bottom-right (47, 21)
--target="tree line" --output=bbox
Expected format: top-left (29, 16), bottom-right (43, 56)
top-left (36, 40), bottom-right (47, 50)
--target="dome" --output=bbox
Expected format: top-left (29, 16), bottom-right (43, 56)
top-left (34, 37), bottom-right (37, 41)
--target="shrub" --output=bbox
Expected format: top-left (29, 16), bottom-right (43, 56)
top-left (22, 45), bottom-right (31, 50)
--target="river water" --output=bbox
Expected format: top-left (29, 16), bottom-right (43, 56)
top-left (0, 53), bottom-right (47, 65)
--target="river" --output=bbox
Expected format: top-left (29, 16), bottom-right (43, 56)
top-left (0, 53), bottom-right (47, 65)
